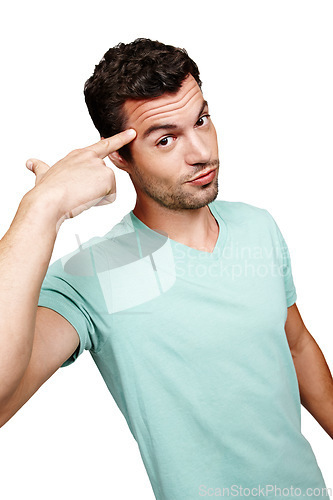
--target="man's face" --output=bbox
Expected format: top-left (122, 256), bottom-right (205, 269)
top-left (122, 74), bottom-right (219, 211)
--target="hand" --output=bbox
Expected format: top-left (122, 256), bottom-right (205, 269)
top-left (25, 129), bottom-right (136, 227)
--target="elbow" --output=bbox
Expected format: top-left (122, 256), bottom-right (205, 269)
top-left (289, 329), bottom-right (314, 359)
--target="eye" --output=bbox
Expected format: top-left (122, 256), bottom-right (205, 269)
top-left (196, 114), bottom-right (211, 127)
top-left (157, 136), bottom-right (174, 147)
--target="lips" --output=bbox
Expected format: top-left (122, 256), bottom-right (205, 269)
top-left (189, 168), bottom-right (217, 182)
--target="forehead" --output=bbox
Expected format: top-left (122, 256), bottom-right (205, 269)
top-left (123, 74), bottom-right (204, 129)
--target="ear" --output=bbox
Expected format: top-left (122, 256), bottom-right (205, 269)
top-left (108, 150), bottom-right (129, 170)
top-left (101, 136), bottom-right (130, 171)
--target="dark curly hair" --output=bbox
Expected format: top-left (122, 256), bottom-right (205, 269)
top-left (84, 38), bottom-right (202, 160)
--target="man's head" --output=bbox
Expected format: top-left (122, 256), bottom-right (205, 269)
top-left (84, 38), bottom-right (219, 211)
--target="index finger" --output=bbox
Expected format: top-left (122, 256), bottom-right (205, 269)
top-left (87, 129), bottom-right (137, 158)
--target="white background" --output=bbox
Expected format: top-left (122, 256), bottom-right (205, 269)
top-left (0, 0), bottom-right (332, 498)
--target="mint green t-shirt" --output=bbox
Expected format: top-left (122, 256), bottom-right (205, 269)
top-left (38, 200), bottom-right (328, 499)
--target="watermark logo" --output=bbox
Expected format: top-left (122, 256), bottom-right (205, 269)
top-left (198, 484), bottom-right (332, 497)
top-left (60, 226), bottom-right (176, 314)
top-left (58, 222), bottom-right (290, 314)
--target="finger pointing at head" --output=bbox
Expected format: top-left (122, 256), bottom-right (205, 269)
top-left (87, 129), bottom-right (136, 159)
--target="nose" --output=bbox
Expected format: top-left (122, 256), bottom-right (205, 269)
top-left (183, 131), bottom-right (211, 166)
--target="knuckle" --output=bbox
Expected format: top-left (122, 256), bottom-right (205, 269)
top-left (83, 148), bottom-right (96, 157)
top-left (97, 157), bottom-right (107, 167)
top-left (69, 148), bottom-right (94, 161)
top-left (64, 149), bottom-right (80, 161)
top-left (100, 137), bottom-right (109, 146)
top-left (92, 158), bottom-right (106, 170)
top-left (70, 148), bottom-right (83, 156)
top-left (106, 165), bottom-right (115, 178)
top-left (104, 168), bottom-right (115, 187)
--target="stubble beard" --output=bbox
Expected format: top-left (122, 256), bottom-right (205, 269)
top-left (131, 160), bottom-right (220, 212)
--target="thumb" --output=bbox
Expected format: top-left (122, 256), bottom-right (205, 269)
top-left (26, 158), bottom-right (50, 176)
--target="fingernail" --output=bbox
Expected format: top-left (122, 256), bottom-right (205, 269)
top-left (26, 160), bottom-right (33, 170)
top-left (126, 128), bottom-right (136, 137)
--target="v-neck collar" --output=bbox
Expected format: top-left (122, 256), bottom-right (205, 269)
top-left (128, 201), bottom-right (228, 260)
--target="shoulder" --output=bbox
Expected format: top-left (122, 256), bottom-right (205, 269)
top-left (209, 200), bottom-right (282, 244)
top-left (210, 199), bottom-right (271, 225)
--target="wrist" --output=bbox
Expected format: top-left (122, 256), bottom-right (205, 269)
top-left (21, 187), bottom-right (66, 232)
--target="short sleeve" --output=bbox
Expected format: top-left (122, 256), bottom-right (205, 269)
top-left (263, 210), bottom-right (297, 308)
top-left (38, 256), bottom-right (95, 368)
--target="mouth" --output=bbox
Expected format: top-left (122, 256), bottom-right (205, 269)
top-left (187, 168), bottom-right (217, 185)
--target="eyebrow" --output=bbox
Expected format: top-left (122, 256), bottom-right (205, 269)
top-left (142, 99), bottom-right (209, 139)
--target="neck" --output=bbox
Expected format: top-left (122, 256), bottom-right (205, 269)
top-left (132, 199), bottom-right (219, 253)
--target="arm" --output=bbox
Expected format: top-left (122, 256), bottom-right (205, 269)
top-left (284, 303), bottom-right (333, 439)
top-left (0, 191), bottom-right (60, 406)
top-left (0, 306), bottom-right (80, 427)
top-left (0, 130), bottom-right (136, 418)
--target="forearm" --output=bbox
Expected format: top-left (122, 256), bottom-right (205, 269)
top-left (0, 189), bottom-right (60, 405)
top-left (292, 332), bottom-right (333, 438)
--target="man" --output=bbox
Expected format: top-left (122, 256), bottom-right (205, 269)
top-left (0, 38), bottom-right (331, 499)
